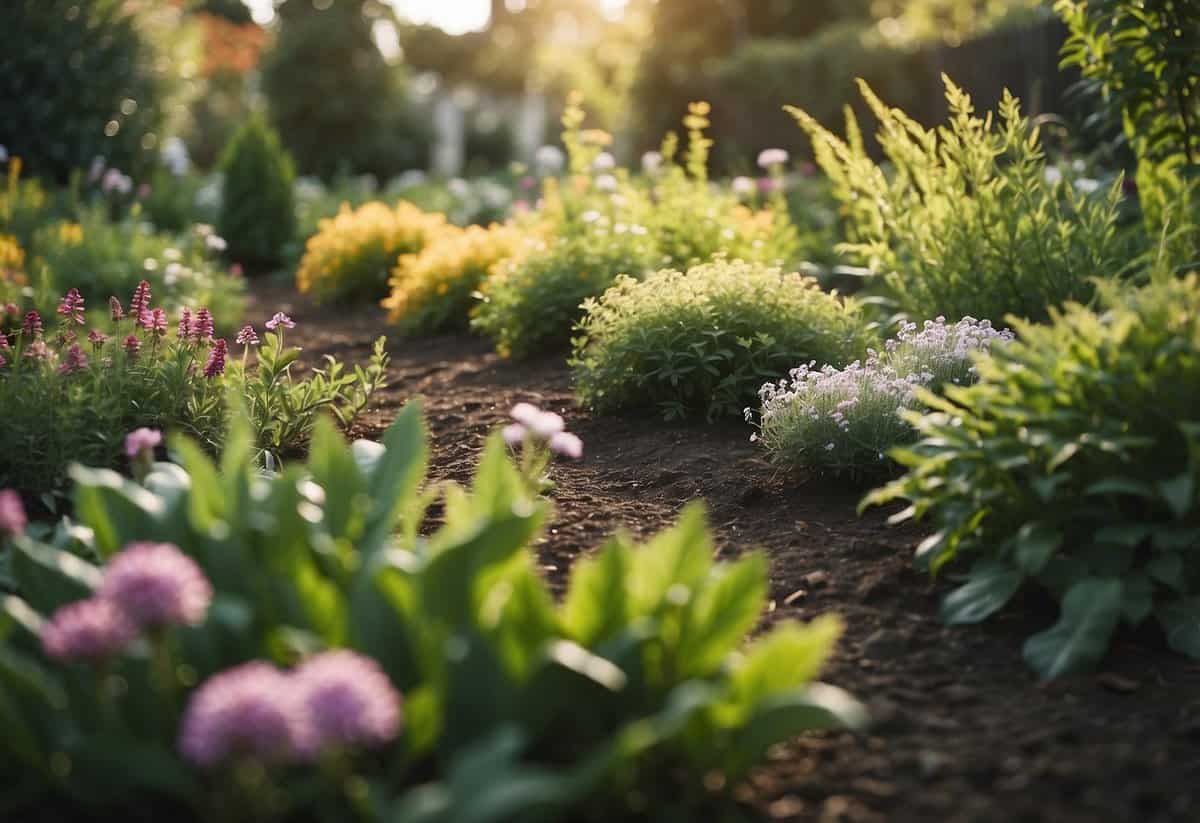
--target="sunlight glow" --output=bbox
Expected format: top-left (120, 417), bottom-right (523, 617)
top-left (242, 0), bottom-right (629, 33)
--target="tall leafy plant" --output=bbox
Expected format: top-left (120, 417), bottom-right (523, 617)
top-left (217, 116), bottom-right (296, 271)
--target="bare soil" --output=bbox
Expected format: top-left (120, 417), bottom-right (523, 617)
top-left (248, 281), bottom-right (1200, 823)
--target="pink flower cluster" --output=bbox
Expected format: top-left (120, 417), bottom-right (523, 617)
top-left (0, 489), bottom-right (26, 537)
top-left (502, 403), bottom-right (583, 459)
top-left (178, 650), bottom-right (402, 768)
top-left (40, 542), bottom-right (212, 663)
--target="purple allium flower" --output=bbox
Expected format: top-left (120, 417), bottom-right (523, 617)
top-left (0, 489), bottom-right (26, 537)
top-left (57, 289), bottom-right (85, 325)
top-left (235, 325), bottom-right (259, 346)
top-left (123, 334), bottom-right (141, 358)
top-left (549, 431), bottom-right (583, 459)
top-left (265, 312), bottom-right (295, 332)
top-left (41, 598), bottom-right (136, 663)
top-left (178, 662), bottom-right (304, 768)
top-left (100, 542), bottom-right (212, 630)
top-left (109, 296), bottom-right (124, 322)
top-left (57, 344), bottom-right (88, 375)
top-left (293, 651), bottom-right (402, 756)
top-left (87, 329), bottom-right (108, 351)
top-left (22, 310), bottom-right (42, 338)
top-left (129, 281), bottom-right (152, 322)
top-left (177, 309), bottom-right (192, 340)
top-left (192, 308), bottom-right (214, 343)
top-left (124, 427), bottom-right (162, 458)
top-left (203, 339), bottom-right (227, 378)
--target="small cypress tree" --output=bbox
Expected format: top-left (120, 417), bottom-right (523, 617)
top-left (217, 116), bottom-right (296, 272)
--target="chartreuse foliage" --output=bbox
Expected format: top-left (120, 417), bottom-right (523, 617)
top-left (863, 274), bottom-right (1200, 679)
top-left (0, 403), bottom-right (863, 820)
top-left (571, 259), bottom-right (870, 421)
top-left (789, 76), bottom-right (1127, 323)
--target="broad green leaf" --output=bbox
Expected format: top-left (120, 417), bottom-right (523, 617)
top-left (724, 684), bottom-right (868, 775)
top-left (357, 401), bottom-right (428, 557)
top-left (675, 552), bottom-right (768, 678)
top-left (1014, 521), bottom-right (1062, 574)
top-left (11, 539), bottom-right (102, 613)
top-left (1147, 552), bottom-right (1185, 590)
top-left (1023, 578), bottom-right (1123, 679)
top-left (308, 416), bottom-right (368, 542)
top-left (1156, 598), bottom-right (1200, 658)
top-left (940, 561), bottom-right (1022, 625)
top-left (170, 436), bottom-right (226, 534)
top-left (629, 502), bottom-right (713, 615)
top-left (728, 616), bottom-right (843, 710)
top-left (483, 565), bottom-right (559, 681)
top-left (70, 466), bottom-right (166, 557)
top-left (560, 537), bottom-right (631, 648)
top-left (1119, 573), bottom-right (1153, 624)
top-left (1158, 473), bottom-right (1195, 519)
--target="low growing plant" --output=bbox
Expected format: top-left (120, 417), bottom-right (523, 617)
top-left (572, 259), bottom-right (870, 421)
top-left (753, 316), bottom-right (1012, 478)
top-left (295, 200), bottom-right (446, 303)
top-left (0, 403), bottom-right (865, 820)
top-left (789, 76), bottom-right (1128, 323)
top-left (863, 274), bottom-right (1200, 678)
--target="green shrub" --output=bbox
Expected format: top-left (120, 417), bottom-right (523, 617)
top-left (29, 213), bottom-right (245, 328)
top-left (0, 404), bottom-right (864, 820)
top-left (1, 0), bottom-right (170, 181)
top-left (753, 316), bottom-right (1012, 479)
top-left (217, 116), bottom-right (296, 271)
top-left (572, 260), bottom-right (870, 421)
top-left (789, 76), bottom-right (1128, 323)
top-left (863, 274), bottom-right (1200, 678)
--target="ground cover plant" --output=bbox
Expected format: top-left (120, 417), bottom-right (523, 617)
top-left (295, 200), bottom-right (446, 303)
top-left (571, 259), bottom-right (870, 421)
top-left (0, 286), bottom-right (385, 501)
top-left (789, 76), bottom-right (1128, 323)
top-left (0, 404), bottom-right (865, 821)
top-left (863, 274), bottom-right (1200, 679)
top-left (753, 316), bottom-right (1012, 479)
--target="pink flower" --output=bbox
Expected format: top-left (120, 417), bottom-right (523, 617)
top-left (0, 352), bottom-right (6, 370)
top-left (57, 344), bottom-right (88, 375)
top-left (230, 263), bottom-right (244, 278)
top-left (235, 325), bottom-right (259, 346)
top-left (177, 308), bottom-right (192, 340)
top-left (123, 334), bottom-right (141, 358)
top-left (22, 310), bottom-right (42, 338)
top-left (549, 432), bottom-right (583, 459)
top-left (57, 289), bottom-right (85, 325)
top-left (0, 489), bottom-right (26, 537)
top-left (502, 423), bottom-right (526, 446)
top-left (293, 651), bottom-right (403, 756)
top-left (129, 281), bottom-right (152, 322)
top-left (109, 296), bottom-right (124, 322)
top-left (100, 542), bottom-right (212, 630)
top-left (87, 329), bottom-right (108, 351)
top-left (41, 598), bottom-right (136, 663)
top-left (192, 308), bottom-right (214, 343)
top-left (265, 312), bottom-right (295, 331)
top-left (149, 308), bottom-right (168, 336)
top-left (511, 403), bottom-right (564, 438)
top-left (0, 332), bottom-right (9, 351)
top-left (203, 339), bottom-right (227, 378)
top-left (3, 302), bottom-right (18, 318)
top-left (23, 340), bottom-right (50, 362)
top-left (124, 427), bottom-right (162, 458)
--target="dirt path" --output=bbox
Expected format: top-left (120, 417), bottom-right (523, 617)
top-left (248, 282), bottom-right (1200, 823)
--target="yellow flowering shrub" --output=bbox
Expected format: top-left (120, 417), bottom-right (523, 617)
top-left (382, 222), bottom-right (523, 335)
top-left (295, 201), bottom-right (445, 303)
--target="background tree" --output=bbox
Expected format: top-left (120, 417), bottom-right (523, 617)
top-left (217, 115), bottom-right (296, 271)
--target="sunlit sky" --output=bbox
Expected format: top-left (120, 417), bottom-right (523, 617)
top-left (245, 0), bottom-right (628, 34)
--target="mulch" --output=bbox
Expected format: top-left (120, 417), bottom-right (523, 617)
top-left (247, 281), bottom-right (1200, 823)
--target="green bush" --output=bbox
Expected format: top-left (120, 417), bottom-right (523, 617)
top-left (572, 260), bottom-right (870, 421)
top-left (790, 76), bottom-right (1129, 323)
top-left (216, 116), bottom-right (297, 271)
top-left (1, 0), bottom-right (170, 181)
top-left (863, 274), bottom-right (1200, 679)
top-left (0, 404), bottom-right (865, 820)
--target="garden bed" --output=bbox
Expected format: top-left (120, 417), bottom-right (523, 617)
top-left (246, 281), bottom-right (1200, 823)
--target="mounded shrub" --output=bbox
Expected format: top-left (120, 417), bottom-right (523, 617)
top-left (571, 259), bottom-right (871, 421)
top-left (864, 274), bottom-right (1200, 678)
top-left (216, 116), bottom-right (297, 271)
top-left (295, 201), bottom-right (445, 303)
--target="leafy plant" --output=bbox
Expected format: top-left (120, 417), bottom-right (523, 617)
top-left (226, 316), bottom-right (389, 460)
top-left (383, 222), bottom-right (523, 335)
top-left (1056, 0), bottom-right (1200, 270)
top-left (295, 201), bottom-right (445, 303)
top-left (754, 317), bottom-right (1012, 478)
top-left (789, 76), bottom-right (1128, 323)
top-left (863, 274), bottom-right (1200, 678)
top-left (217, 116), bottom-right (297, 271)
top-left (572, 259), bottom-right (870, 421)
top-left (0, 403), bottom-right (864, 820)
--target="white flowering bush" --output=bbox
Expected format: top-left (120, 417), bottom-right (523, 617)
top-left (753, 317), bottom-right (1012, 477)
